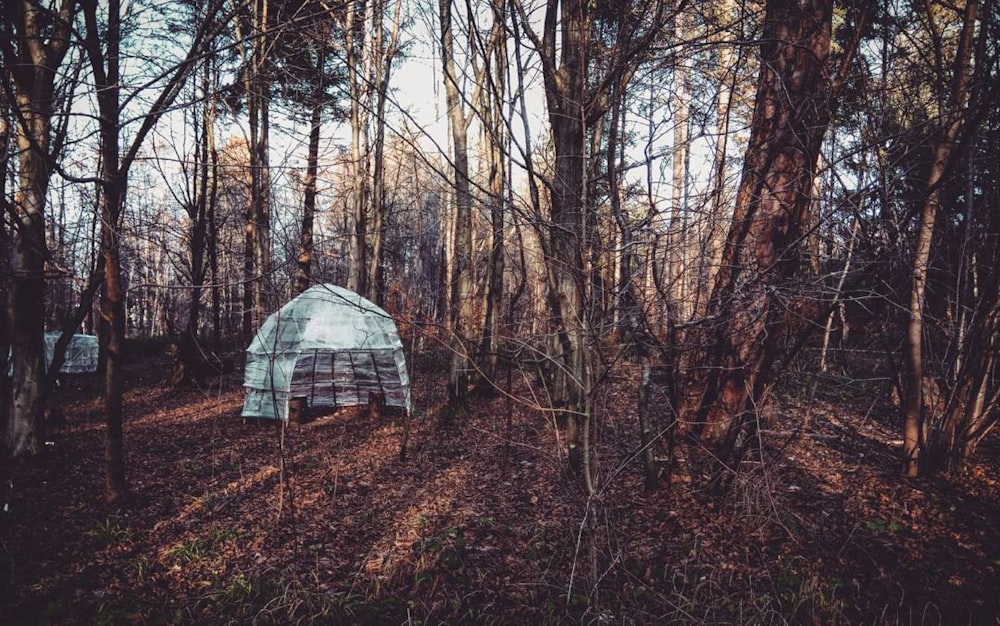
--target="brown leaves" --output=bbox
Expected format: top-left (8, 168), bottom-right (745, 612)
top-left (1, 353), bottom-right (998, 624)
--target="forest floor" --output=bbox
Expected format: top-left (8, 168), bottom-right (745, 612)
top-left (1, 343), bottom-right (998, 625)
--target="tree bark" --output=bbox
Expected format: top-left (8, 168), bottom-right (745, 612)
top-left (346, 0), bottom-right (370, 296)
top-left (296, 48), bottom-right (324, 296)
top-left (1, 68), bottom-right (12, 453)
top-left (83, 0), bottom-right (128, 502)
top-left (439, 0), bottom-right (474, 416)
top-left (476, 0), bottom-right (507, 383)
top-left (175, 59), bottom-right (214, 385)
top-left (903, 0), bottom-right (978, 477)
top-left (678, 0), bottom-right (860, 457)
top-left (251, 0), bottom-right (272, 328)
top-left (668, 11), bottom-right (690, 323)
top-left (2, 0), bottom-right (76, 458)
top-left (368, 0), bottom-right (403, 306)
top-left (512, 0), bottom-right (666, 480)
top-left (83, 0), bottom-right (226, 499)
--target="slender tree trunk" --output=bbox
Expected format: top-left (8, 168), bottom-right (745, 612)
top-left (84, 0), bottom-right (128, 502)
top-left (669, 12), bottom-right (690, 323)
top-left (903, 0), bottom-right (977, 477)
top-left (1, 75), bottom-right (13, 453)
top-left (440, 0), bottom-right (474, 415)
top-left (296, 50), bottom-right (324, 296)
top-left (697, 1), bottom-right (740, 322)
top-left (544, 0), bottom-right (590, 476)
top-left (637, 366), bottom-right (658, 490)
top-left (607, 78), bottom-right (644, 352)
top-left (206, 61), bottom-right (221, 350)
top-left (368, 0), bottom-right (403, 305)
top-left (477, 0), bottom-right (507, 383)
top-left (346, 0), bottom-right (369, 296)
top-left (235, 0), bottom-right (272, 335)
top-left (178, 65), bottom-right (212, 380)
top-left (252, 0), bottom-right (271, 326)
top-left (818, 218), bottom-right (859, 373)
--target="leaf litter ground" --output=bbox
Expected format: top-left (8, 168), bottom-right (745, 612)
top-left (1, 349), bottom-right (997, 624)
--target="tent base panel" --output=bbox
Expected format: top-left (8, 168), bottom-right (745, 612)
top-left (242, 387), bottom-right (409, 422)
top-left (242, 395), bottom-right (408, 426)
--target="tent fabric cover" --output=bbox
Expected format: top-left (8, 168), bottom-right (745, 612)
top-left (242, 284), bottom-right (411, 420)
top-left (46, 333), bottom-right (99, 373)
top-left (5, 333), bottom-right (98, 376)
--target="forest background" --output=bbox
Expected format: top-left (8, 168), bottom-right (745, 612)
top-left (2, 0), bottom-right (998, 623)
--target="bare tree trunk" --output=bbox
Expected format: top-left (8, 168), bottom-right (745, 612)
top-left (251, 0), bottom-right (272, 326)
top-left (1, 73), bottom-right (13, 453)
top-left (346, 0), bottom-right (370, 296)
top-left (679, 0), bottom-right (867, 458)
top-left (543, 0), bottom-right (590, 477)
top-left (669, 11), bottom-right (690, 322)
top-left (3, 0), bottom-right (76, 458)
top-left (697, 0), bottom-right (740, 321)
top-left (296, 49), bottom-right (324, 296)
top-left (439, 0), bottom-right (474, 416)
top-left (368, 0), bottom-right (403, 306)
top-left (476, 0), bottom-right (507, 383)
top-left (83, 0), bottom-right (128, 502)
top-left (607, 77), bottom-right (645, 353)
top-left (234, 0), bottom-right (272, 334)
top-left (512, 0), bottom-right (665, 483)
top-left (637, 366), bottom-right (658, 490)
top-left (207, 63), bottom-right (221, 350)
top-left (175, 62), bottom-right (213, 385)
top-left (81, 0), bottom-right (225, 498)
top-left (903, 0), bottom-right (977, 478)
top-left (818, 218), bottom-right (859, 373)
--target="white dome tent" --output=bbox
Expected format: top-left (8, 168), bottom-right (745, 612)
top-left (242, 284), bottom-right (412, 421)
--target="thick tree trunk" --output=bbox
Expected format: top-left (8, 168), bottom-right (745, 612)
top-left (3, 0), bottom-right (75, 457)
top-left (544, 0), bottom-right (590, 475)
top-left (679, 0), bottom-right (839, 452)
top-left (8, 111), bottom-right (49, 458)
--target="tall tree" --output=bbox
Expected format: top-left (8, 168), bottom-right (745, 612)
top-left (172, 44), bottom-right (220, 384)
top-left (439, 0), bottom-right (474, 416)
top-left (678, 0), bottom-right (870, 466)
top-left (0, 61), bottom-right (14, 455)
top-left (231, 0), bottom-right (273, 339)
top-left (903, 0), bottom-right (978, 477)
top-left (512, 0), bottom-right (667, 483)
top-left (474, 0), bottom-right (508, 383)
top-left (367, 0), bottom-right (403, 305)
top-left (81, 0), bottom-right (226, 502)
top-left (345, 0), bottom-right (370, 296)
top-left (1, 0), bottom-right (78, 458)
